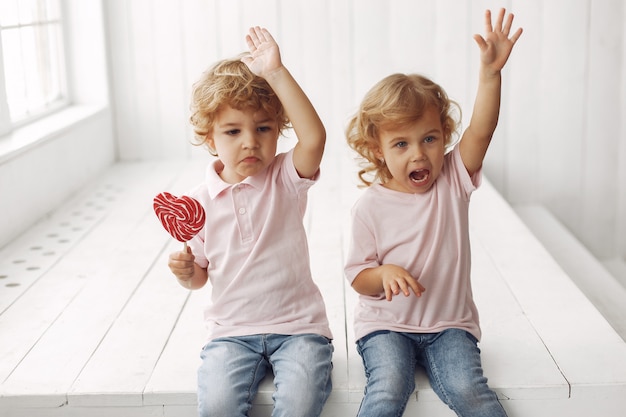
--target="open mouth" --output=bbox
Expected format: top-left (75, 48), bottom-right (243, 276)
top-left (409, 169), bottom-right (429, 184)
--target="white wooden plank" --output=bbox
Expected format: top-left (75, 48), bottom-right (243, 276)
top-left (388, 0), bottom-right (437, 75)
top-left (0, 212), bottom-right (170, 407)
top-left (2, 405), bottom-right (164, 417)
top-left (67, 243), bottom-right (190, 407)
top-left (516, 205), bottom-right (626, 339)
top-left (163, 405), bottom-right (197, 417)
top-left (468, 236), bottom-right (567, 400)
top-left (128, 0), bottom-right (162, 160)
top-left (325, 0), bottom-right (358, 212)
top-left (580, 0), bottom-right (623, 257)
top-left (143, 282), bottom-right (206, 406)
top-left (279, 0), bottom-right (330, 129)
top-left (0, 198), bottom-right (102, 314)
top-left (433, 0), bottom-right (471, 108)
top-left (104, 0), bottom-right (139, 160)
top-left (307, 191), bottom-right (350, 401)
top-left (471, 179), bottom-right (626, 392)
top-left (180, 0), bottom-right (219, 80)
top-left (502, 393), bottom-right (626, 417)
top-left (619, 2), bottom-right (626, 259)
top-left (180, 0), bottom-right (220, 163)
top-left (215, 0), bottom-right (251, 58)
top-left (153, 0), bottom-right (189, 159)
top-left (352, 0), bottom-right (393, 101)
top-left (0, 161), bottom-right (192, 406)
top-left (239, 0), bottom-right (278, 32)
top-left (0, 161), bottom-right (185, 385)
top-left (536, 0), bottom-right (587, 228)
top-left (491, 0), bottom-right (542, 203)
top-left (65, 0), bottom-right (109, 104)
top-left (344, 282), bottom-right (366, 401)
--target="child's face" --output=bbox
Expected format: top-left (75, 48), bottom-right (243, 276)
top-left (375, 106), bottom-right (446, 194)
top-left (208, 105), bottom-right (279, 184)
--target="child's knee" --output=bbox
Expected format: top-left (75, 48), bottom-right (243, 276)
top-left (441, 375), bottom-right (499, 411)
top-left (272, 370), bottom-right (332, 417)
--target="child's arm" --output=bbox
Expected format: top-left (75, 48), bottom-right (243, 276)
top-left (353, 264), bottom-right (425, 301)
top-left (168, 248), bottom-right (208, 290)
top-left (242, 27), bottom-right (326, 179)
top-left (459, 8), bottom-right (522, 176)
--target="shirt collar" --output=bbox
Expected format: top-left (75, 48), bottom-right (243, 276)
top-left (206, 159), bottom-right (267, 199)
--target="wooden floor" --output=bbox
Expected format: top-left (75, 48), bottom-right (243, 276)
top-left (1, 151), bottom-right (626, 417)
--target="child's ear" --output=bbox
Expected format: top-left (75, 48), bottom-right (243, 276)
top-left (374, 147), bottom-right (384, 161)
top-left (206, 136), bottom-right (218, 156)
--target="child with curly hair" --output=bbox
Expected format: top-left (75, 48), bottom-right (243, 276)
top-left (168, 27), bottom-right (333, 417)
top-left (344, 9), bottom-right (522, 417)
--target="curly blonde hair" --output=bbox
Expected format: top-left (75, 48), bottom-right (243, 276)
top-left (189, 54), bottom-right (290, 154)
top-left (345, 73), bottom-right (461, 186)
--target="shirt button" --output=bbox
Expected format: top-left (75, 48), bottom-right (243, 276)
top-left (238, 207), bottom-right (246, 215)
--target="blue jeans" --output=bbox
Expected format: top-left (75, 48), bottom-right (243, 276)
top-left (197, 333), bottom-right (333, 417)
top-left (356, 329), bottom-right (507, 417)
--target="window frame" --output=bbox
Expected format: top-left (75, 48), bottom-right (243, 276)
top-left (0, 38), bottom-right (10, 136)
top-left (0, 0), bottom-right (69, 137)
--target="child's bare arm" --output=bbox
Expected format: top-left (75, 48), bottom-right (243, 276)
top-left (352, 264), bottom-right (425, 301)
top-left (242, 27), bottom-right (326, 179)
top-left (460, 8), bottom-right (523, 176)
top-left (168, 248), bottom-right (208, 289)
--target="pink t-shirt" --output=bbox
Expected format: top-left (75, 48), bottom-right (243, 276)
top-left (187, 150), bottom-right (332, 342)
top-left (344, 147), bottom-right (482, 342)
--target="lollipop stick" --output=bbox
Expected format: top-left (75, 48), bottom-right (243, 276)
top-left (183, 241), bottom-right (188, 252)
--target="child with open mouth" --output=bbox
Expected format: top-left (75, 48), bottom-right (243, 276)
top-left (344, 8), bottom-right (522, 417)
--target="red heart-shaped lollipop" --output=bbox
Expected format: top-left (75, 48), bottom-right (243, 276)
top-left (153, 192), bottom-right (206, 243)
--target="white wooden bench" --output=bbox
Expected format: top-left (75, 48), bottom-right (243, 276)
top-left (515, 205), bottom-right (626, 340)
top-left (1, 156), bottom-right (626, 417)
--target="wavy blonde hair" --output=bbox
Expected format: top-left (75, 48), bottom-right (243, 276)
top-left (346, 73), bottom-right (461, 186)
top-left (189, 54), bottom-right (290, 154)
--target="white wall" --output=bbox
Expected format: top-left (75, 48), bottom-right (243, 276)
top-left (103, 0), bottom-right (625, 261)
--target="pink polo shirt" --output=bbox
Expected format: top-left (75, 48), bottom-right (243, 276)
top-left (344, 147), bottom-right (482, 342)
top-left (187, 150), bottom-right (332, 342)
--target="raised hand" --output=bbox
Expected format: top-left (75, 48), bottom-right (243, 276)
top-left (241, 26), bottom-right (283, 78)
top-left (473, 8), bottom-right (523, 74)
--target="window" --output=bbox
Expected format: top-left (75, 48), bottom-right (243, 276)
top-left (0, 0), bottom-right (67, 136)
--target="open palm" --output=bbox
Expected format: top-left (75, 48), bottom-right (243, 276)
top-left (473, 9), bottom-right (523, 73)
top-left (241, 26), bottom-right (282, 78)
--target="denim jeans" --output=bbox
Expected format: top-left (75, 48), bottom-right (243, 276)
top-left (356, 329), bottom-right (507, 417)
top-left (197, 333), bottom-right (333, 417)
